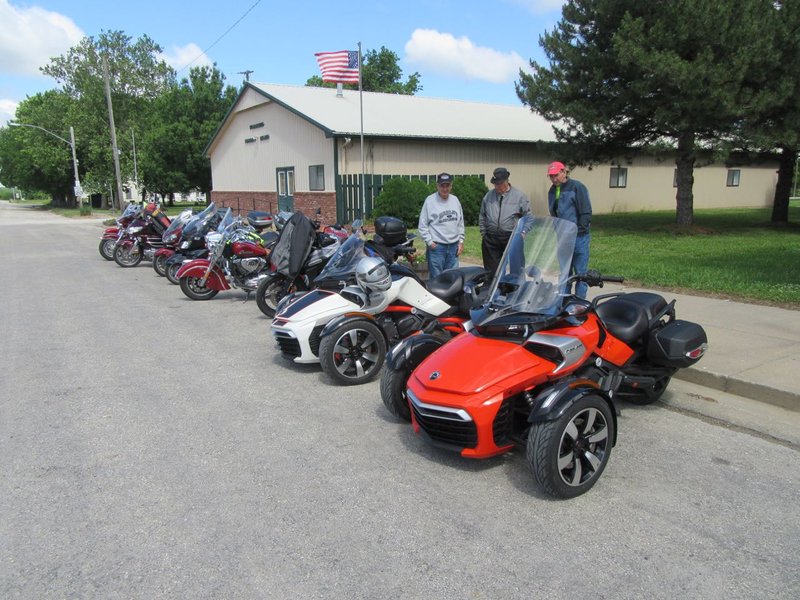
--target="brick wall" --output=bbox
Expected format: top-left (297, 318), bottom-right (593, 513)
top-left (209, 191), bottom-right (338, 225)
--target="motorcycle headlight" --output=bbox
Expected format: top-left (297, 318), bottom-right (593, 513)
top-left (165, 233), bottom-right (177, 243)
top-left (127, 226), bottom-right (142, 234)
top-left (180, 241), bottom-right (190, 249)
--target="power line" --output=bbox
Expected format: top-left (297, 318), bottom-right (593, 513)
top-left (175, 0), bottom-right (262, 75)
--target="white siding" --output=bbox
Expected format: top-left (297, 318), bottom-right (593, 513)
top-left (210, 90), bottom-right (334, 193)
top-left (339, 138), bottom-right (777, 215)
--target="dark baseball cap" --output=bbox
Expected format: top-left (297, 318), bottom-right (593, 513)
top-left (437, 173), bottom-right (453, 185)
top-left (491, 167), bottom-right (510, 183)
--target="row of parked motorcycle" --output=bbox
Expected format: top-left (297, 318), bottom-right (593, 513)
top-left (98, 201), bottom-right (708, 499)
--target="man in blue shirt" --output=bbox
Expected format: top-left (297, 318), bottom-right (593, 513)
top-left (547, 161), bottom-right (592, 298)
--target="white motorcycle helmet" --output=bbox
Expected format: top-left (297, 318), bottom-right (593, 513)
top-left (355, 256), bottom-right (392, 294)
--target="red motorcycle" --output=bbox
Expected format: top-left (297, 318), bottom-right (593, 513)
top-left (98, 203), bottom-right (141, 260)
top-left (176, 208), bottom-right (275, 300)
top-left (380, 216), bottom-right (708, 499)
top-left (113, 202), bottom-right (172, 268)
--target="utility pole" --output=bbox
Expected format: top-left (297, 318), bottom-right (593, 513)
top-left (237, 70), bottom-right (253, 83)
top-left (103, 55), bottom-right (125, 211)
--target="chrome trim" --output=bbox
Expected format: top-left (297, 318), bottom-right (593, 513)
top-left (525, 333), bottom-right (587, 375)
top-left (407, 389), bottom-right (473, 422)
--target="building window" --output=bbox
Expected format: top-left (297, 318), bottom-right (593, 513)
top-left (309, 165), bottom-right (325, 191)
top-left (673, 169), bottom-right (678, 188)
top-left (726, 169), bottom-right (741, 187)
top-left (609, 167), bottom-right (628, 188)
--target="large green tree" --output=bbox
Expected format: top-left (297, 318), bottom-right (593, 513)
top-left (41, 30), bottom-right (176, 204)
top-left (516, 0), bottom-right (777, 226)
top-left (139, 65), bottom-right (237, 200)
top-left (733, 1), bottom-right (800, 223)
top-left (306, 47), bottom-right (421, 94)
top-left (0, 91), bottom-right (80, 205)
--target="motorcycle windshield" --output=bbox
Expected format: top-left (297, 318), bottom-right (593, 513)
top-left (121, 203), bottom-right (140, 219)
top-left (181, 202), bottom-right (217, 239)
top-left (475, 216), bottom-right (577, 325)
top-left (314, 235), bottom-right (366, 282)
top-left (162, 208), bottom-right (193, 237)
top-left (217, 207), bottom-right (234, 233)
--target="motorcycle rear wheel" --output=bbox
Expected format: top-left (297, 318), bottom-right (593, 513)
top-left (99, 239), bottom-right (115, 261)
top-left (380, 365), bottom-right (412, 422)
top-left (114, 244), bottom-right (142, 268)
top-left (527, 394), bottom-right (614, 499)
top-left (319, 320), bottom-right (387, 386)
top-left (153, 254), bottom-right (168, 277)
top-left (622, 375), bottom-right (672, 405)
top-left (180, 276), bottom-right (219, 301)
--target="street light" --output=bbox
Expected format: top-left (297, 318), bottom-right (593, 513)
top-left (9, 121), bottom-right (84, 209)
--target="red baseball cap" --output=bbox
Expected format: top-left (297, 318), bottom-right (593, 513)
top-left (547, 161), bottom-right (566, 175)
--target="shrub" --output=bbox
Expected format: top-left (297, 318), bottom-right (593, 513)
top-left (372, 177), bottom-right (434, 227)
top-left (451, 176), bottom-right (488, 226)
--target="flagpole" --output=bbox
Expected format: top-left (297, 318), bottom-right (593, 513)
top-left (358, 41), bottom-right (365, 219)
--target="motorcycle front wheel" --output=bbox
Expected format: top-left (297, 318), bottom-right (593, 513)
top-left (319, 320), bottom-right (387, 386)
top-left (99, 239), bottom-right (115, 261)
top-left (527, 394), bottom-right (614, 499)
top-left (256, 275), bottom-right (290, 317)
top-left (380, 365), bottom-right (412, 422)
top-left (180, 276), bottom-right (219, 301)
top-left (165, 262), bottom-right (181, 285)
top-left (114, 244), bottom-right (142, 268)
top-left (153, 254), bottom-right (168, 277)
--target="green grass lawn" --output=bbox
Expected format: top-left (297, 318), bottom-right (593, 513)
top-left (454, 206), bottom-right (800, 307)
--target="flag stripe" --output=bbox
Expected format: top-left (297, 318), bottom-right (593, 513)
top-left (314, 50), bottom-right (360, 84)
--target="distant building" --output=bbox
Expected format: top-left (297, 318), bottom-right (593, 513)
top-left (205, 82), bottom-right (778, 223)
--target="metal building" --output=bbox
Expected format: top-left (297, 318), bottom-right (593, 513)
top-left (205, 83), bottom-right (778, 223)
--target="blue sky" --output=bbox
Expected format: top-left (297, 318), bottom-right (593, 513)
top-left (0, 0), bottom-right (566, 124)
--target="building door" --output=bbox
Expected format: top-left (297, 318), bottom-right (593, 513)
top-left (277, 167), bottom-right (295, 211)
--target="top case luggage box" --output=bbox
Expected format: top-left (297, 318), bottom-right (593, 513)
top-left (374, 216), bottom-right (407, 246)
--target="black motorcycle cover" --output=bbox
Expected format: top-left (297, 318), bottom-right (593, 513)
top-left (270, 211), bottom-right (316, 277)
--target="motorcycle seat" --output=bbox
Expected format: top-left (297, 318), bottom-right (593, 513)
top-left (595, 297), bottom-right (651, 344)
top-left (620, 292), bottom-right (668, 322)
top-left (426, 267), bottom-right (487, 304)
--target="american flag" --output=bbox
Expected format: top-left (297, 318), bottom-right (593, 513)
top-left (314, 50), bottom-right (360, 84)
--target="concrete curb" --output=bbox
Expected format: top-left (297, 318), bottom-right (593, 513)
top-left (675, 367), bottom-right (800, 413)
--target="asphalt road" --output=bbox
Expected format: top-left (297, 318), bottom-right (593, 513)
top-left (1, 202), bottom-right (798, 600)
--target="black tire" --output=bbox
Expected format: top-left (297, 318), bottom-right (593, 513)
top-left (114, 243), bottom-right (142, 268)
top-left (527, 394), bottom-right (614, 499)
top-left (256, 275), bottom-right (289, 317)
top-left (380, 365), bottom-right (412, 421)
top-left (165, 262), bottom-right (181, 285)
top-left (622, 375), bottom-right (672, 405)
top-left (319, 320), bottom-right (387, 386)
top-left (99, 238), bottom-right (115, 261)
top-left (153, 254), bottom-right (168, 277)
top-left (179, 275), bottom-right (219, 301)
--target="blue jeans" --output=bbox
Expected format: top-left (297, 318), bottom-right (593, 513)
top-left (572, 233), bottom-right (591, 298)
top-left (426, 242), bottom-right (459, 279)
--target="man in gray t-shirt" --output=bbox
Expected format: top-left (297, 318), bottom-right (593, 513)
top-left (479, 167), bottom-right (531, 275)
top-left (418, 173), bottom-right (464, 278)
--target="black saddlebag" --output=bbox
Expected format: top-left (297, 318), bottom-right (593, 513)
top-left (374, 216), bottom-right (407, 246)
top-left (648, 320), bottom-right (708, 368)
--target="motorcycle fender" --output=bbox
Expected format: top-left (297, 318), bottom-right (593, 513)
top-left (319, 312), bottom-right (378, 340)
top-left (176, 260), bottom-right (229, 290)
top-left (102, 227), bottom-right (120, 239)
top-left (154, 248), bottom-right (175, 258)
top-left (528, 380), bottom-right (618, 445)
top-left (385, 334), bottom-right (445, 373)
top-left (118, 238), bottom-right (136, 250)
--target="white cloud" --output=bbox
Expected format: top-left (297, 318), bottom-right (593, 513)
top-left (158, 43), bottom-right (214, 73)
top-left (0, 98), bottom-right (19, 124)
top-left (0, 0), bottom-right (84, 77)
top-left (404, 29), bottom-right (531, 85)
